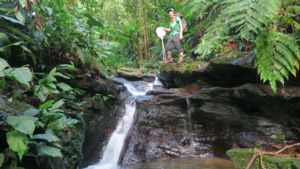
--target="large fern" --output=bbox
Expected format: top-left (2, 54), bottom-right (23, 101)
top-left (255, 29), bottom-right (300, 91)
top-left (189, 0), bottom-right (300, 92)
top-left (196, 0), bottom-right (282, 58)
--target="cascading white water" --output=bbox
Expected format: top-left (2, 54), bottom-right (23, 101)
top-left (85, 78), bottom-right (159, 169)
top-left (153, 76), bottom-right (163, 86)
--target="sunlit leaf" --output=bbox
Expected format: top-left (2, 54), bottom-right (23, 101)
top-left (15, 11), bottom-right (25, 25)
top-left (39, 100), bottom-right (55, 110)
top-left (0, 15), bottom-right (24, 25)
top-left (6, 130), bottom-right (28, 159)
top-left (33, 133), bottom-right (59, 142)
top-left (49, 99), bottom-right (65, 110)
top-left (57, 83), bottom-right (73, 91)
top-left (6, 67), bottom-right (33, 88)
top-left (0, 57), bottom-right (9, 72)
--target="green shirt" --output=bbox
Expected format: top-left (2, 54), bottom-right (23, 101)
top-left (169, 16), bottom-right (181, 37)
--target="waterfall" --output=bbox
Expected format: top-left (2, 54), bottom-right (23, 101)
top-left (85, 77), bottom-right (159, 169)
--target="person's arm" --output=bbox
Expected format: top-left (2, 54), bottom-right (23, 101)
top-left (161, 27), bottom-right (171, 32)
top-left (178, 18), bottom-right (183, 40)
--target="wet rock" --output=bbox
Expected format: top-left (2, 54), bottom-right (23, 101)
top-left (121, 92), bottom-right (220, 165)
top-left (159, 61), bottom-right (258, 88)
top-left (121, 81), bottom-right (300, 165)
top-left (142, 74), bottom-right (156, 83)
top-left (80, 91), bottom-right (124, 168)
top-left (117, 67), bottom-right (143, 81)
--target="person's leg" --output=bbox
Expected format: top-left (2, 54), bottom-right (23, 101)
top-left (178, 52), bottom-right (184, 63)
top-left (166, 37), bottom-right (175, 62)
top-left (174, 36), bottom-right (184, 63)
top-left (167, 51), bottom-right (173, 62)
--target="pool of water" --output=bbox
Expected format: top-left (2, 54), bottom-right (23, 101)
top-left (121, 158), bottom-right (237, 169)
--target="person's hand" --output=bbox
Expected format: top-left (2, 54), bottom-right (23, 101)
top-left (179, 34), bottom-right (183, 40)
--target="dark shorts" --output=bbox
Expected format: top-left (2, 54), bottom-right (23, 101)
top-left (166, 35), bottom-right (183, 53)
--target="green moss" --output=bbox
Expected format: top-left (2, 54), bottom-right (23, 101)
top-left (160, 59), bottom-right (208, 73)
top-left (227, 148), bottom-right (300, 169)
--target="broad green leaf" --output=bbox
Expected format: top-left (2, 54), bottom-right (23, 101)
top-left (19, 0), bottom-right (27, 8)
top-left (55, 72), bottom-right (70, 79)
top-left (22, 108), bottom-right (39, 117)
top-left (15, 11), bottom-right (25, 25)
top-left (84, 14), bottom-right (103, 27)
top-left (37, 144), bottom-right (62, 158)
top-left (0, 15), bottom-right (24, 25)
top-left (34, 85), bottom-right (49, 102)
top-left (2, 22), bottom-right (34, 43)
top-left (33, 133), bottom-right (59, 142)
top-left (39, 100), bottom-right (55, 110)
top-left (7, 67), bottom-right (33, 87)
top-left (0, 33), bottom-right (11, 57)
top-left (45, 116), bottom-right (78, 130)
top-left (7, 116), bottom-right (37, 136)
top-left (0, 153), bottom-right (4, 167)
top-left (0, 57), bottom-right (9, 72)
top-left (0, 41), bottom-right (23, 53)
top-left (47, 117), bottom-right (66, 130)
top-left (57, 83), bottom-right (72, 91)
top-left (65, 118), bottom-right (79, 127)
top-left (58, 64), bottom-right (76, 71)
top-left (6, 130), bottom-right (28, 159)
top-left (45, 7), bottom-right (53, 15)
top-left (49, 67), bottom-right (57, 77)
top-left (49, 100), bottom-right (65, 110)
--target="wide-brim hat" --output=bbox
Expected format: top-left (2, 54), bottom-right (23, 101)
top-left (167, 8), bottom-right (175, 13)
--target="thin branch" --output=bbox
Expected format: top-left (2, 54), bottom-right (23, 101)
top-left (259, 149), bottom-right (266, 169)
top-left (245, 150), bottom-right (259, 169)
top-left (245, 143), bottom-right (300, 169)
top-left (275, 143), bottom-right (300, 154)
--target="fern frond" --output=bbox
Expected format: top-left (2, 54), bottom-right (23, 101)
top-left (255, 29), bottom-right (300, 92)
top-left (195, 0), bottom-right (282, 58)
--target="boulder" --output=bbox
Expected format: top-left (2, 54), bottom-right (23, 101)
top-left (120, 82), bottom-right (300, 165)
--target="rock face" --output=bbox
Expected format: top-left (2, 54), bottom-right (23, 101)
top-left (78, 75), bottom-right (126, 168)
top-left (120, 62), bottom-right (300, 165)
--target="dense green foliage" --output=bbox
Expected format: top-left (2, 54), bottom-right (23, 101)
top-left (185, 0), bottom-right (300, 91)
top-left (1, 0), bottom-right (182, 168)
top-left (0, 0), bottom-right (299, 168)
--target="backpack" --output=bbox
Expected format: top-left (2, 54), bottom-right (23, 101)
top-left (176, 13), bottom-right (187, 33)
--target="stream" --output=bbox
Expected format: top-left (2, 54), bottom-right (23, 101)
top-left (84, 77), bottom-right (236, 169)
top-left (85, 78), bottom-right (154, 169)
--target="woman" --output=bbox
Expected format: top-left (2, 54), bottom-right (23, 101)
top-left (162, 8), bottom-right (184, 63)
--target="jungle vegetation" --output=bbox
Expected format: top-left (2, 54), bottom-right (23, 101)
top-left (0, 0), bottom-right (299, 168)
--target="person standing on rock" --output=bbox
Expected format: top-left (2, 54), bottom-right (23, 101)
top-left (161, 8), bottom-right (184, 64)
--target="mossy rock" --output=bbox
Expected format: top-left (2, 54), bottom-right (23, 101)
top-left (117, 67), bottom-right (143, 80)
top-left (160, 59), bottom-right (208, 73)
top-left (227, 148), bottom-right (300, 169)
